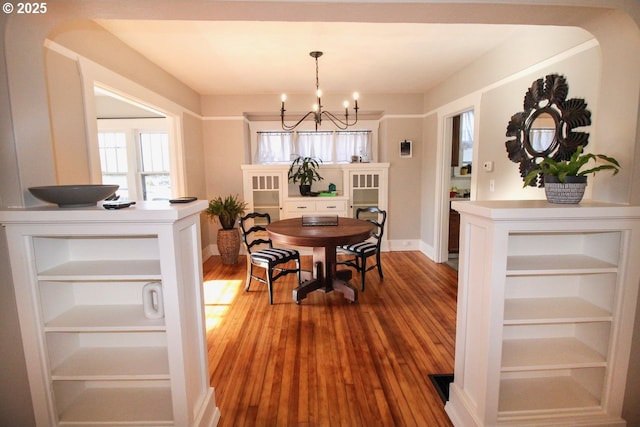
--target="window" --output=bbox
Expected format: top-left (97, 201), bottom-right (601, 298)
top-left (98, 119), bottom-right (172, 201)
top-left (460, 110), bottom-right (474, 164)
top-left (139, 132), bottom-right (171, 201)
top-left (98, 131), bottom-right (130, 198)
top-left (255, 130), bottom-right (372, 164)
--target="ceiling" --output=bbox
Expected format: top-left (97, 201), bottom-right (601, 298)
top-left (93, 20), bottom-right (583, 96)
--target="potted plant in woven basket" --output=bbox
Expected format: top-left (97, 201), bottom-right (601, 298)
top-left (523, 145), bottom-right (620, 204)
top-left (205, 194), bottom-right (247, 264)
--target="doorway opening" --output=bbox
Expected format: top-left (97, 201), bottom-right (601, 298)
top-left (94, 87), bottom-right (176, 201)
top-left (445, 109), bottom-right (474, 270)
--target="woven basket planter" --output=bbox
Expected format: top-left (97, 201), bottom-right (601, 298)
top-left (217, 228), bottom-right (241, 265)
top-left (543, 175), bottom-right (587, 204)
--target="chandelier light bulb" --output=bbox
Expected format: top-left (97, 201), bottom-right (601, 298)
top-left (353, 92), bottom-right (359, 100)
top-left (313, 103), bottom-right (319, 112)
top-left (343, 100), bottom-right (349, 109)
top-left (316, 89), bottom-right (322, 98)
top-left (281, 94), bottom-right (287, 102)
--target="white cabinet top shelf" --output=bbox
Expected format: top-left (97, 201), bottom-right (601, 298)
top-left (0, 199), bottom-right (207, 224)
top-left (451, 199), bottom-right (640, 220)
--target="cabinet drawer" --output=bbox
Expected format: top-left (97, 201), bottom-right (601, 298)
top-left (284, 200), bottom-right (315, 213)
top-left (315, 199), bottom-right (347, 212)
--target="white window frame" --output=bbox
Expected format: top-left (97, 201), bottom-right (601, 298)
top-left (74, 56), bottom-right (186, 198)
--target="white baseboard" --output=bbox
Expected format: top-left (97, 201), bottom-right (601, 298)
top-left (386, 239), bottom-right (420, 251)
top-left (206, 240), bottom-right (439, 263)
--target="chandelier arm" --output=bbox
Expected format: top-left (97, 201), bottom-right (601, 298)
top-left (321, 110), bottom-right (359, 130)
top-left (281, 111), bottom-right (315, 131)
top-left (280, 50), bottom-right (360, 131)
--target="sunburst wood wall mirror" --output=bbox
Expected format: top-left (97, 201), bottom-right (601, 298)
top-left (505, 74), bottom-right (592, 187)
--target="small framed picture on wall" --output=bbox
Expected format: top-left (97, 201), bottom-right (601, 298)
top-left (400, 140), bottom-right (412, 158)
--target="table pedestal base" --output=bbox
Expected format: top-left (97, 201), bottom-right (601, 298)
top-left (293, 261), bottom-right (358, 304)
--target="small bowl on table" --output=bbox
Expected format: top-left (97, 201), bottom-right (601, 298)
top-left (28, 184), bottom-right (119, 208)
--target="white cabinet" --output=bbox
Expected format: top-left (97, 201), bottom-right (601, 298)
top-left (0, 201), bottom-right (219, 427)
top-left (241, 163), bottom-right (389, 220)
top-left (344, 164), bottom-right (389, 218)
top-left (241, 166), bottom-right (285, 222)
top-left (446, 200), bottom-right (640, 427)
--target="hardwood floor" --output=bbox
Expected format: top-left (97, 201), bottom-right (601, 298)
top-left (204, 251), bottom-right (457, 427)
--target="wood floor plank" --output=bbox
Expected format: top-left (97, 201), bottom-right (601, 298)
top-left (204, 251), bottom-right (456, 427)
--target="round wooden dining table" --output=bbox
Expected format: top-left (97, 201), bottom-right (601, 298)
top-left (266, 216), bottom-right (374, 303)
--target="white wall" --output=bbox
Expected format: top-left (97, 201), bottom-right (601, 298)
top-left (476, 44), bottom-right (602, 201)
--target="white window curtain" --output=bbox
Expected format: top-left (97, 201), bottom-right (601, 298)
top-left (335, 131), bottom-right (372, 163)
top-left (460, 110), bottom-right (474, 164)
top-left (254, 128), bottom-right (374, 164)
top-left (256, 131), bottom-right (294, 164)
top-left (295, 131), bottom-right (333, 162)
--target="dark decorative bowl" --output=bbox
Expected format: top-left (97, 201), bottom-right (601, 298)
top-left (28, 185), bottom-right (119, 208)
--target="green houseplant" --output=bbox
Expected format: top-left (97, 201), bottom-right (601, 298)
top-left (523, 145), bottom-right (620, 204)
top-left (288, 156), bottom-right (324, 196)
top-left (205, 194), bottom-right (248, 264)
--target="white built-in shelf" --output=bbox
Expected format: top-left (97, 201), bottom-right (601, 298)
top-left (506, 254), bottom-right (617, 275)
top-left (38, 259), bottom-right (161, 281)
top-left (52, 346), bottom-right (169, 380)
top-left (1, 201), bottom-right (219, 426)
top-left (501, 338), bottom-right (606, 371)
top-left (504, 297), bottom-right (612, 324)
top-left (56, 385), bottom-right (173, 426)
top-left (45, 305), bottom-right (166, 331)
top-left (498, 376), bottom-right (600, 414)
top-left (446, 201), bottom-right (640, 427)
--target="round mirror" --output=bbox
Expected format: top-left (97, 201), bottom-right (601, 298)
top-left (525, 109), bottom-right (559, 156)
top-left (505, 74), bottom-right (591, 187)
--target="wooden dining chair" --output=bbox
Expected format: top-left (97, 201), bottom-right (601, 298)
top-left (239, 212), bottom-right (301, 304)
top-left (337, 207), bottom-right (387, 291)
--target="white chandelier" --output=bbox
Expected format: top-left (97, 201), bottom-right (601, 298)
top-left (280, 51), bottom-right (360, 131)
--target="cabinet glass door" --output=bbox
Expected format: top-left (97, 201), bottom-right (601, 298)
top-left (251, 174), bottom-right (281, 223)
top-left (351, 172), bottom-right (380, 218)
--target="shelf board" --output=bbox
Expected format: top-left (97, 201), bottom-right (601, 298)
top-left (504, 297), bottom-right (612, 324)
top-left (38, 259), bottom-right (161, 281)
top-left (57, 385), bottom-right (173, 425)
top-left (502, 338), bottom-right (606, 371)
top-left (499, 375), bottom-right (600, 414)
top-left (45, 305), bottom-right (166, 332)
top-left (52, 346), bottom-right (169, 380)
top-left (506, 254), bottom-right (617, 275)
